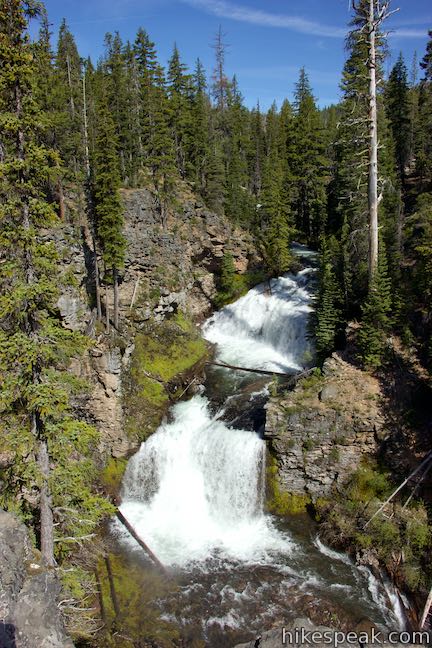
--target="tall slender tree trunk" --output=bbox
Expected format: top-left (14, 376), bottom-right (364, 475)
top-left (82, 72), bottom-right (90, 178)
top-left (368, 0), bottom-right (379, 280)
top-left (113, 266), bottom-right (119, 330)
top-left (37, 438), bottom-right (56, 567)
top-left (105, 280), bottom-right (110, 334)
top-left (82, 71), bottom-right (102, 321)
top-left (94, 237), bottom-right (102, 321)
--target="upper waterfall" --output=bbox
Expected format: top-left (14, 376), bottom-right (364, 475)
top-left (202, 268), bottom-right (316, 373)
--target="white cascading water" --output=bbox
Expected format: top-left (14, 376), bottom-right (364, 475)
top-left (118, 267), bottom-right (316, 568)
top-left (120, 396), bottom-right (293, 567)
top-left (202, 269), bottom-right (315, 373)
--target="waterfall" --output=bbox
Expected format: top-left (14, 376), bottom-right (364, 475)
top-left (117, 267), bottom-right (316, 568)
top-left (120, 395), bottom-right (293, 567)
top-left (202, 269), bottom-right (316, 372)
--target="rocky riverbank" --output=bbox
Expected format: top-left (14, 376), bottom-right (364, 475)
top-left (234, 617), bottom-right (420, 647)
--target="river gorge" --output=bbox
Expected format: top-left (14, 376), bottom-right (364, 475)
top-left (109, 247), bottom-right (404, 647)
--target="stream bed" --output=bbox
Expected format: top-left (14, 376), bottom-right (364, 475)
top-left (110, 247), bottom-right (403, 646)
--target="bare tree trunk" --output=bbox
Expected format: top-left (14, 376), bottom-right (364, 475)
top-left (66, 54), bottom-right (75, 118)
top-left (93, 237), bottom-right (102, 321)
top-left (113, 266), bottom-right (119, 330)
top-left (104, 556), bottom-right (120, 619)
top-left (368, 0), bottom-right (379, 281)
top-left (57, 177), bottom-right (65, 220)
top-left (82, 71), bottom-right (90, 179)
top-left (38, 439), bottom-right (56, 567)
top-left (105, 280), bottom-right (110, 334)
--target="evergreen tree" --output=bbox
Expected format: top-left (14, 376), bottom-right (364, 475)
top-left (386, 53), bottom-right (412, 181)
top-left (314, 236), bottom-right (343, 361)
top-left (0, 0), bottom-right (112, 566)
top-left (92, 93), bottom-right (126, 330)
top-left (415, 30), bottom-right (432, 186)
top-left (190, 58), bottom-right (212, 196)
top-left (224, 77), bottom-right (253, 225)
top-left (358, 240), bottom-right (392, 369)
top-left (148, 64), bottom-right (177, 225)
top-left (291, 68), bottom-right (327, 245)
top-left (260, 104), bottom-right (294, 273)
top-left (54, 18), bottom-right (83, 177)
top-left (167, 43), bottom-right (194, 179)
top-left (103, 31), bottom-right (129, 181)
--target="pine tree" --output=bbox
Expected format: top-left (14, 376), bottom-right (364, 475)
top-left (260, 104), bottom-right (294, 273)
top-left (103, 32), bottom-right (129, 181)
top-left (358, 240), bottom-right (392, 369)
top-left (291, 68), bottom-right (327, 245)
top-left (386, 53), bottom-right (412, 181)
top-left (167, 44), bottom-right (194, 179)
top-left (148, 64), bottom-right (177, 225)
top-left (92, 93), bottom-right (126, 330)
top-left (54, 18), bottom-right (83, 177)
top-left (415, 30), bottom-right (432, 186)
top-left (0, 0), bottom-right (112, 566)
top-left (190, 58), bottom-right (212, 196)
top-left (211, 25), bottom-right (229, 111)
top-left (314, 236), bottom-right (343, 361)
top-left (224, 77), bottom-right (253, 225)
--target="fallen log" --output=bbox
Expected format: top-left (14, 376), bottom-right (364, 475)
top-left (206, 361), bottom-right (289, 377)
top-left (364, 451), bottom-right (432, 528)
top-left (420, 586), bottom-right (432, 629)
top-left (206, 361), bottom-right (315, 384)
top-left (116, 510), bottom-right (168, 577)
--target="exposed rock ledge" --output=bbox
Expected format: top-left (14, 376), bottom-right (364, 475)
top-left (0, 510), bottom-right (73, 648)
top-left (234, 617), bottom-right (418, 647)
top-left (266, 353), bottom-right (385, 500)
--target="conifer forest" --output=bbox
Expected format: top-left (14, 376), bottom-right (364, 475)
top-left (1, 1), bottom-right (432, 647)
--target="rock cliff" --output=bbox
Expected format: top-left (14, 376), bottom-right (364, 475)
top-left (0, 510), bottom-right (74, 648)
top-left (57, 187), bottom-right (259, 461)
top-left (266, 353), bottom-right (384, 504)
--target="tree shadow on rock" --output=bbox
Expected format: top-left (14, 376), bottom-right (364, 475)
top-left (0, 622), bottom-right (17, 648)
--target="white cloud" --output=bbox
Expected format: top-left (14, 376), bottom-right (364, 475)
top-left (180, 0), bottom-right (346, 38)
top-left (180, 0), bottom-right (429, 39)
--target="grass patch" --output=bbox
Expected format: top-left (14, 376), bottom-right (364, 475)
top-left (266, 457), bottom-right (311, 515)
top-left (123, 311), bottom-right (208, 442)
top-left (95, 553), bottom-right (185, 648)
top-left (100, 458), bottom-right (128, 498)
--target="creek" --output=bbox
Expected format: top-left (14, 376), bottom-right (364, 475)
top-left (111, 245), bottom-right (403, 646)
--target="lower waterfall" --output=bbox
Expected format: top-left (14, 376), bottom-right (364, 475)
top-left (120, 396), bottom-right (292, 567)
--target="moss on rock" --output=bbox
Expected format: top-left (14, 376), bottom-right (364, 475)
top-left (122, 311), bottom-right (208, 443)
top-left (100, 457), bottom-right (128, 498)
top-left (266, 456), bottom-right (311, 515)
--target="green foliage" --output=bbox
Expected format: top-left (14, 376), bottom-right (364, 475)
top-left (319, 463), bottom-right (432, 595)
top-left (97, 553), bottom-right (182, 647)
top-left (266, 458), bottom-right (311, 515)
top-left (123, 312), bottom-right (207, 441)
top-left (92, 91), bottom-right (126, 271)
top-left (313, 236), bottom-right (343, 361)
top-left (100, 457), bottom-right (128, 498)
top-left (358, 244), bottom-right (392, 369)
top-left (0, 1), bottom-right (112, 564)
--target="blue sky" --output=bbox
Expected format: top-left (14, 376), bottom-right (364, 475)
top-left (40, 0), bottom-right (431, 109)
